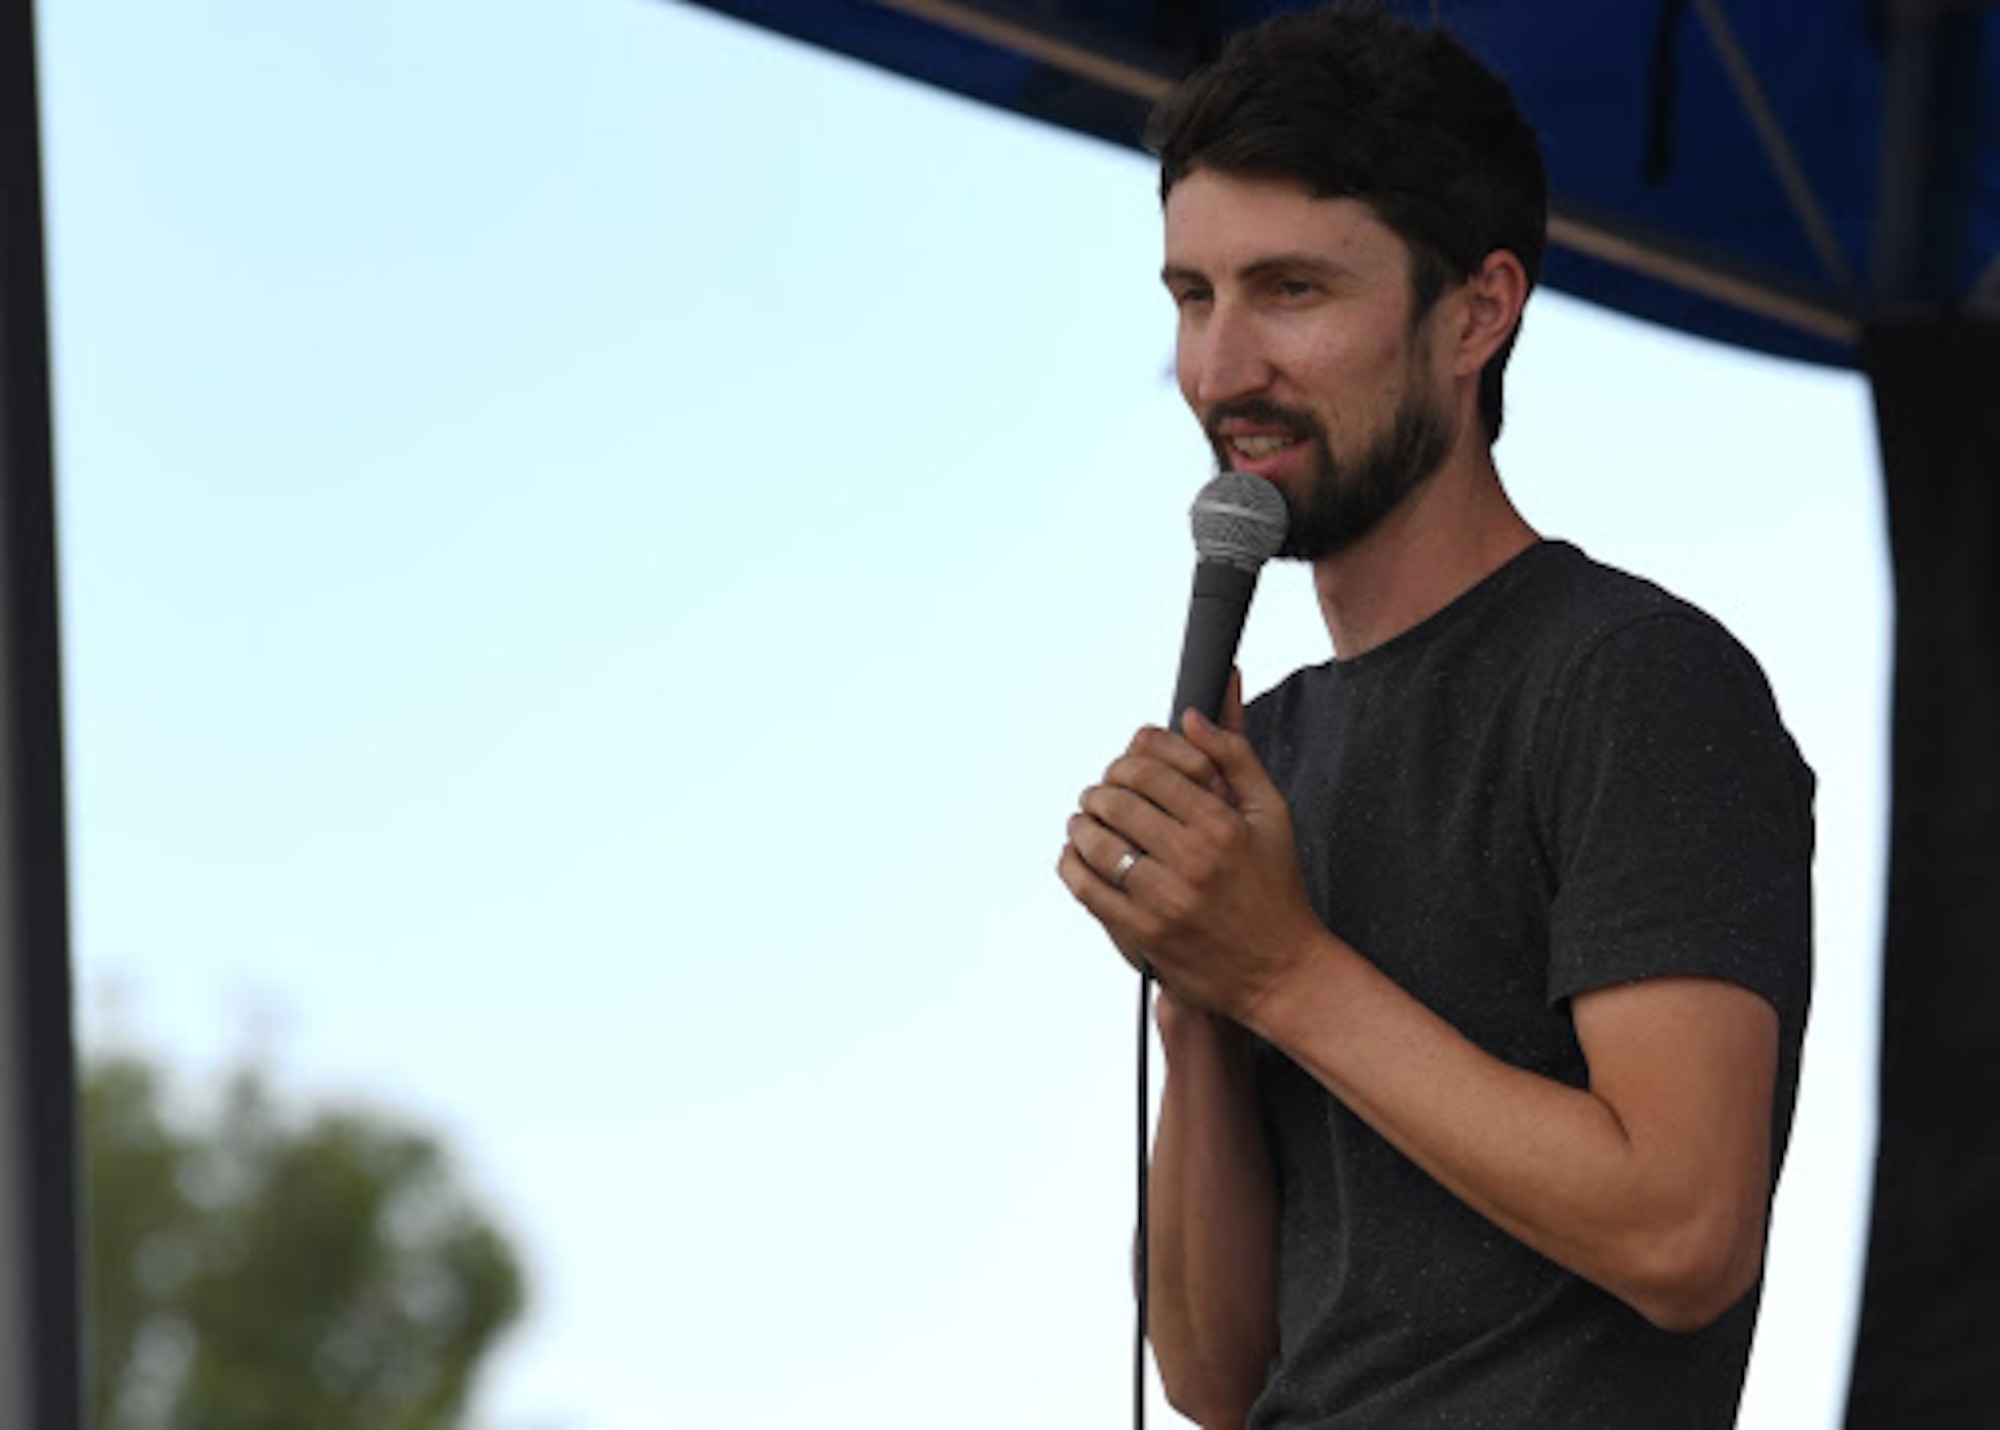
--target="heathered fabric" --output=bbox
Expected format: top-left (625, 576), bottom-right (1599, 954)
top-left (1241, 540), bottom-right (1814, 1430)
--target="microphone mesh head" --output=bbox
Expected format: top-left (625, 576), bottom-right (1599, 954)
top-left (1190, 471), bottom-right (1289, 570)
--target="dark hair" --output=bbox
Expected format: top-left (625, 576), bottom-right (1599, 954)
top-left (1146, 3), bottom-right (1547, 440)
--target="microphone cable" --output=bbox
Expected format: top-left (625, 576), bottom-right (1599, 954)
top-left (1136, 965), bottom-right (1153, 1430)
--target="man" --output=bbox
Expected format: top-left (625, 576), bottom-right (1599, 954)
top-left (1056, 6), bottom-right (1814, 1428)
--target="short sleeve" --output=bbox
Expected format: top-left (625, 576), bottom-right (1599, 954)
top-left (1540, 612), bottom-right (1814, 1023)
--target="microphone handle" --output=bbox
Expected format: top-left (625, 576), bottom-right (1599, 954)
top-left (1168, 560), bottom-right (1260, 734)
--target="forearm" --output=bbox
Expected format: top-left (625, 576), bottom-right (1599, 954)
top-left (1147, 994), bottom-right (1279, 1428)
top-left (1242, 934), bottom-right (1776, 1332)
top-left (1065, 705), bottom-right (1783, 1341)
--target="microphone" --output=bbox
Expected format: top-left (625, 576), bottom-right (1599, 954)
top-left (1167, 471), bottom-right (1289, 732)
top-left (1135, 471), bottom-right (1288, 1430)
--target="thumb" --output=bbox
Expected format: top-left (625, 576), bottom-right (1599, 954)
top-left (1182, 706), bottom-right (1282, 814)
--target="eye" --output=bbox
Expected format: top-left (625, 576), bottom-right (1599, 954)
top-left (1170, 283), bottom-right (1213, 311)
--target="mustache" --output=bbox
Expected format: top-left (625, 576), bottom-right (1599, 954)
top-left (1202, 399), bottom-right (1325, 445)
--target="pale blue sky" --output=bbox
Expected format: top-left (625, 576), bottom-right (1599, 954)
top-left (40, 2), bottom-right (1887, 1425)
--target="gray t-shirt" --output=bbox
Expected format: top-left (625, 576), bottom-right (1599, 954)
top-left (1243, 540), bottom-right (1813, 1430)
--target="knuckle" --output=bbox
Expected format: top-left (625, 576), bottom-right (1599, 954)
top-left (1154, 881), bottom-right (1197, 925)
top-left (1196, 806), bottom-right (1244, 850)
top-left (1109, 754), bottom-right (1149, 788)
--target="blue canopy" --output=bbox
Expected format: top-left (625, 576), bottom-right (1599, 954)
top-left (683, 0), bottom-right (2000, 366)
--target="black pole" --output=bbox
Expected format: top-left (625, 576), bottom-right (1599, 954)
top-left (0, 0), bottom-right (85, 1424)
top-left (1847, 317), bottom-right (2000, 1427)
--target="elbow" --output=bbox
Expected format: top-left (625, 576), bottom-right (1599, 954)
top-left (1155, 1341), bottom-right (1269, 1430)
top-left (1159, 1371), bottom-right (1258, 1430)
top-left (1620, 1210), bottom-right (1766, 1334)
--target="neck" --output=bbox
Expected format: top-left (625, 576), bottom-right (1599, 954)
top-left (1310, 446), bottom-right (1538, 660)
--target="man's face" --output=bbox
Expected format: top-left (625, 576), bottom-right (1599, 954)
top-left (1162, 169), bottom-right (1455, 561)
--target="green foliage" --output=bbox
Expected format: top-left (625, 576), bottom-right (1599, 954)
top-left (83, 1052), bottom-right (527, 1430)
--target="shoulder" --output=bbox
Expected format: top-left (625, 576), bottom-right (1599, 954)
top-left (1533, 552), bottom-right (1814, 1027)
top-left (1488, 545), bottom-right (1793, 769)
top-left (1521, 546), bottom-right (1799, 767)
top-left (1505, 542), bottom-right (1745, 676)
top-left (1241, 541), bottom-right (1808, 801)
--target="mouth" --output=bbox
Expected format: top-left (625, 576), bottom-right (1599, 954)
top-left (1227, 433), bottom-right (1305, 463)
top-left (1205, 402), bottom-right (1320, 476)
top-left (1213, 426), bottom-right (1314, 480)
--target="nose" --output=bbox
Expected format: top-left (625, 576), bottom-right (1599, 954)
top-left (1180, 300), bottom-right (1272, 411)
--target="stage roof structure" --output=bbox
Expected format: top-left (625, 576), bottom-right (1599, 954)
top-left (682, 0), bottom-right (2000, 359)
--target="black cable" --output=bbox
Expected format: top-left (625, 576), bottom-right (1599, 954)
top-left (1135, 966), bottom-right (1152, 1430)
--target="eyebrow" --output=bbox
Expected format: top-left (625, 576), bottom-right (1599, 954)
top-left (1160, 252), bottom-right (1359, 288)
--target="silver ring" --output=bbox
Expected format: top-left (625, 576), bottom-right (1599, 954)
top-left (1109, 849), bottom-right (1142, 890)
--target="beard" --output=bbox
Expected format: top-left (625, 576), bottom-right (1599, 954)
top-left (1206, 385), bottom-right (1453, 562)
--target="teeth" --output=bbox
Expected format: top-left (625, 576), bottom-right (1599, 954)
top-left (1234, 435), bottom-right (1298, 459)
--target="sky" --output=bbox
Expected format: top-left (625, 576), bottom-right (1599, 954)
top-left (38, 1), bottom-right (1889, 1426)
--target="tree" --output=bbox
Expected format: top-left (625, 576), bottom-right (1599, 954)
top-left (83, 1050), bottom-right (527, 1430)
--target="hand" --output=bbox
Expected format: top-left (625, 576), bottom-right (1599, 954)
top-left (1058, 684), bottom-right (1325, 1023)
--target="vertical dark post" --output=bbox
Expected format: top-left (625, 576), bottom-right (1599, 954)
top-left (1847, 318), bottom-right (2000, 1427)
top-left (0, 0), bottom-right (85, 1425)
top-left (1848, 0), bottom-right (1999, 1418)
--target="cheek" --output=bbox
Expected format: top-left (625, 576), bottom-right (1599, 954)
top-left (1294, 335), bottom-right (1415, 440)
top-left (1300, 323), bottom-right (1410, 402)
top-left (1325, 322), bottom-right (1405, 374)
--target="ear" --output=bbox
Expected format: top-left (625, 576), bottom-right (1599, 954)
top-left (1448, 249), bottom-right (1529, 379)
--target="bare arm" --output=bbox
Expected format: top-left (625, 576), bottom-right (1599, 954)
top-left (1252, 945), bottom-right (1776, 1331)
top-left (1067, 711), bottom-right (1779, 1334)
top-left (1145, 991), bottom-right (1279, 1428)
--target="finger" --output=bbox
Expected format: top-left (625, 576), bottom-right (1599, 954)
top-left (1117, 725), bottom-right (1224, 790)
top-left (1065, 810), bottom-right (1151, 890)
top-left (1076, 785), bottom-right (1199, 876)
top-left (1057, 835), bottom-right (1114, 906)
top-left (1180, 708), bottom-right (1284, 813)
top-left (1100, 747), bottom-right (1236, 832)
top-left (1055, 840), bottom-right (1155, 972)
top-left (1058, 840), bottom-right (1117, 936)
